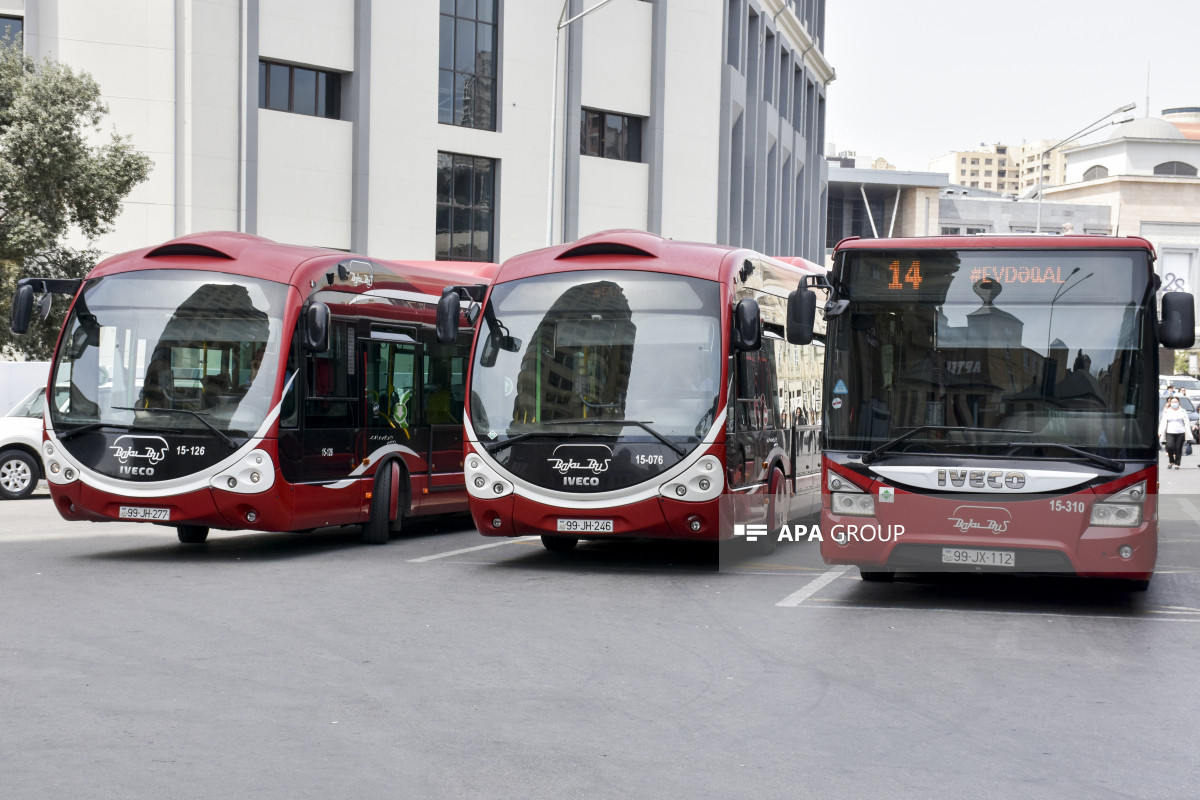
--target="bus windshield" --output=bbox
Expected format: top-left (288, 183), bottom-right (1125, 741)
top-left (50, 269), bottom-right (290, 437)
top-left (469, 270), bottom-right (723, 448)
top-left (826, 249), bottom-right (1155, 459)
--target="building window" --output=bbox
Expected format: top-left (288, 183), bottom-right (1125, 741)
top-left (985, 158), bottom-right (993, 165)
top-left (436, 152), bottom-right (495, 262)
top-left (581, 108), bottom-right (643, 162)
top-left (1083, 165), bottom-right (1109, 181)
top-left (969, 170), bottom-right (978, 177)
top-left (984, 182), bottom-right (992, 188)
top-left (258, 61), bottom-right (341, 119)
top-left (960, 157), bottom-right (966, 164)
top-left (0, 15), bottom-right (22, 48)
top-left (942, 227), bottom-right (961, 235)
top-left (984, 170), bottom-right (992, 176)
top-left (966, 227), bottom-right (987, 235)
top-left (960, 169), bottom-right (966, 176)
top-left (1153, 161), bottom-right (1197, 177)
top-left (970, 158), bottom-right (979, 165)
top-left (439, 0), bottom-right (497, 131)
top-left (997, 146), bottom-right (1007, 154)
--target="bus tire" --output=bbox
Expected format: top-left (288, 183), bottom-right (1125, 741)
top-left (859, 569), bottom-right (894, 582)
top-left (758, 468), bottom-right (788, 555)
top-left (364, 462), bottom-right (395, 545)
top-left (541, 535), bottom-right (578, 552)
top-left (0, 449), bottom-right (39, 500)
top-left (177, 525), bottom-right (209, 544)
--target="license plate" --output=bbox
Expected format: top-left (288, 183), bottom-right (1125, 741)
top-left (941, 547), bottom-right (1014, 567)
top-left (557, 518), bottom-right (613, 533)
top-left (119, 506), bottom-right (171, 521)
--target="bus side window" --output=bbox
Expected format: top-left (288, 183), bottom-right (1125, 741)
top-left (304, 322), bottom-right (354, 428)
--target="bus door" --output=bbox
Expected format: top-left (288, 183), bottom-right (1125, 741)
top-left (294, 319), bottom-right (360, 484)
top-left (361, 328), bottom-right (421, 494)
top-left (727, 348), bottom-right (770, 494)
top-left (419, 331), bottom-right (470, 512)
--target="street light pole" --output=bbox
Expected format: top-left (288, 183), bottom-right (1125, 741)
top-left (546, 0), bottom-right (618, 247)
top-left (1035, 102), bottom-right (1136, 233)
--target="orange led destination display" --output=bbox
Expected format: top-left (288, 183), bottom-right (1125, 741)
top-left (884, 259), bottom-right (1067, 290)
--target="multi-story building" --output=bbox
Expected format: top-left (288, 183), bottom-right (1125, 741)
top-left (1013, 140), bottom-right (1073, 194)
top-left (928, 144), bottom-right (1019, 194)
top-left (1, 0), bottom-right (831, 265)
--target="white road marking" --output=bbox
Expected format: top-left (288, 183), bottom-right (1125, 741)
top-left (775, 565), bottom-right (851, 607)
top-left (1176, 497), bottom-right (1200, 523)
top-left (407, 536), bottom-right (539, 562)
top-left (787, 603), bottom-right (1200, 622)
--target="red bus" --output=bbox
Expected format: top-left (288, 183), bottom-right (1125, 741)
top-left (791, 235), bottom-right (1195, 589)
top-left (9, 232), bottom-right (494, 544)
top-left (435, 229), bottom-right (826, 551)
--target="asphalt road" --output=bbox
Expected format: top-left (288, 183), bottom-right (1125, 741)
top-left (2, 457), bottom-right (1199, 800)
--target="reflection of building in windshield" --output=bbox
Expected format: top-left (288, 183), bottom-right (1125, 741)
top-left (512, 281), bottom-right (634, 425)
top-left (139, 283), bottom-right (270, 412)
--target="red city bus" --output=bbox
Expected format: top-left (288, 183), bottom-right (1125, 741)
top-left (9, 232), bottom-right (494, 544)
top-left (435, 229), bottom-right (826, 552)
top-left (791, 235), bottom-right (1195, 589)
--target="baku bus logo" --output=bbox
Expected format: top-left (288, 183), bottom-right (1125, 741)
top-left (947, 505), bottom-right (1012, 534)
top-left (548, 444), bottom-right (613, 475)
top-left (110, 435), bottom-right (170, 465)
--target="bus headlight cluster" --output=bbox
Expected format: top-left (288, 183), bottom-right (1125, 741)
top-left (659, 455), bottom-right (723, 503)
top-left (832, 492), bottom-right (875, 517)
top-left (211, 449), bottom-right (275, 495)
top-left (43, 440), bottom-right (81, 486)
top-left (465, 452), bottom-right (513, 500)
top-left (1089, 481), bottom-right (1145, 528)
top-left (1090, 503), bottom-right (1141, 527)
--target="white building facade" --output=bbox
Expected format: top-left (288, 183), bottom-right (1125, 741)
top-left (3, 0), bottom-right (831, 264)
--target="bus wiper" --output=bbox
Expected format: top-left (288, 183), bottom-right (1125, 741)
top-left (1005, 442), bottom-right (1121, 472)
top-left (113, 407), bottom-right (239, 450)
top-left (481, 430), bottom-right (595, 455)
top-left (861, 425), bottom-right (1032, 464)
top-left (55, 421), bottom-right (151, 442)
top-left (545, 418), bottom-right (687, 456)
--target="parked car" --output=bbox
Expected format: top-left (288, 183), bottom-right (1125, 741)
top-left (0, 387), bottom-right (45, 500)
top-left (1164, 374), bottom-right (1200, 405)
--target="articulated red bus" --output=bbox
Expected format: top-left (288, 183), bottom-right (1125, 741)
top-left (10, 232), bottom-right (493, 544)
top-left (436, 229), bottom-right (826, 551)
top-left (792, 235), bottom-right (1195, 589)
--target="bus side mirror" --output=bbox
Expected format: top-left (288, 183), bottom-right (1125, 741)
top-left (786, 288), bottom-right (817, 345)
top-left (437, 290), bottom-right (461, 344)
top-left (10, 283), bottom-right (33, 334)
top-left (303, 302), bottom-right (330, 353)
top-left (1161, 292), bottom-right (1196, 349)
top-left (733, 298), bottom-right (761, 351)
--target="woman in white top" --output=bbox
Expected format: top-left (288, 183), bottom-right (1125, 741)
top-left (1159, 396), bottom-right (1194, 469)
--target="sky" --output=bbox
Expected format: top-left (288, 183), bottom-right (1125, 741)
top-left (822, 0), bottom-right (1200, 171)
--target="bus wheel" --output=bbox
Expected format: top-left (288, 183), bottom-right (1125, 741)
top-left (0, 449), bottom-right (38, 500)
top-left (177, 525), bottom-right (209, 544)
top-left (859, 569), bottom-right (894, 582)
top-left (364, 463), bottom-right (395, 545)
top-left (541, 535), bottom-right (578, 552)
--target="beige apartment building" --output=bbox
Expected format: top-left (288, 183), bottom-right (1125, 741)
top-left (928, 144), bottom-right (1020, 193)
top-left (1013, 140), bottom-right (1073, 194)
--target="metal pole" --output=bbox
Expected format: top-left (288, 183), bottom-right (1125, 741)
top-left (545, 0), bottom-right (619, 246)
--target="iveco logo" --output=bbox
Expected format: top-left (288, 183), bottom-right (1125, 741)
top-left (937, 469), bottom-right (1026, 490)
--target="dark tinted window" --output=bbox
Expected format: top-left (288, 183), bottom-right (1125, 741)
top-left (580, 109), bottom-right (642, 162)
top-left (436, 152), bottom-right (496, 262)
top-left (259, 60), bottom-right (342, 119)
top-left (439, 0), bottom-right (498, 130)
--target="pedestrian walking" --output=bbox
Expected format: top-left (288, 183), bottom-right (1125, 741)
top-left (1159, 395), bottom-right (1194, 469)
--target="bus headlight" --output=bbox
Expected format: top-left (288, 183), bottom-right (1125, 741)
top-left (832, 492), bottom-right (875, 517)
top-left (212, 449), bottom-right (276, 494)
top-left (1090, 481), bottom-right (1145, 527)
top-left (465, 452), bottom-right (513, 499)
top-left (1090, 503), bottom-right (1141, 527)
top-left (659, 455), bottom-right (723, 502)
